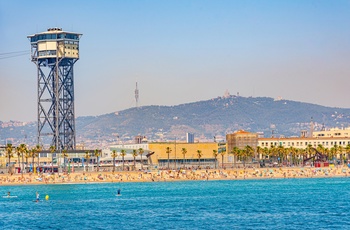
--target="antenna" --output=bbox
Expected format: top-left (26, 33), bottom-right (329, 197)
top-left (135, 81), bottom-right (139, 108)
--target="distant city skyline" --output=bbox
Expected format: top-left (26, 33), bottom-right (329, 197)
top-left (1, 0), bottom-right (350, 122)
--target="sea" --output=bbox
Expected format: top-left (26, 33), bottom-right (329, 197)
top-left (1, 178), bottom-right (350, 229)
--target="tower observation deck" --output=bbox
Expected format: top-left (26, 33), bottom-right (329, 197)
top-left (28, 28), bottom-right (82, 150)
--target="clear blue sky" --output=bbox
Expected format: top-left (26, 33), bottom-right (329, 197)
top-left (1, 0), bottom-right (350, 122)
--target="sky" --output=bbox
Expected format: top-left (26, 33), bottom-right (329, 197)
top-left (0, 0), bottom-right (350, 122)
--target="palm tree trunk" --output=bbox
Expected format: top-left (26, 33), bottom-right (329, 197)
top-left (63, 157), bottom-right (65, 172)
top-left (32, 157), bottom-right (35, 173)
top-left (17, 155), bottom-right (20, 174)
top-left (141, 154), bottom-right (143, 169)
top-left (21, 154), bottom-right (24, 175)
top-left (8, 156), bottom-right (11, 173)
top-left (51, 153), bottom-right (54, 173)
top-left (122, 156), bottom-right (125, 171)
top-left (222, 155), bottom-right (224, 168)
top-left (167, 153), bottom-right (170, 170)
top-left (37, 155), bottom-right (40, 173)
top-left (113, 157), bottom-right (115, 172)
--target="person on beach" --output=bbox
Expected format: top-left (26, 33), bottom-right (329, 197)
top-left (36, 191), bottom-right (40, 202)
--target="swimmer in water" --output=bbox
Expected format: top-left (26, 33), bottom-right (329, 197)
top-left (36, 191), bottom-right (40, 202)
top-left (117, 188), bottom-right (121, 196)
top-left (7, 191), bottom-right (10, 197)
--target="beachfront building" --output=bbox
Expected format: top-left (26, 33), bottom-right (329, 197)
top-left (226, 130), bottom-right (259, 167)
top-left (148, 142), bottom-right (221, 169)
top-left (258, 137), bottom-right (350, 149)
top-left (257, 136), bottom-right (350, 166)
top-left (312, 127), bottom-right (350, 138)
top-left (226, 130), bottom-right (258, 152)
top-left (107, 142), bottom-right (233, 169)
top-left (107, 143), bottom-right (150, 170)
top-left (186, 133), bottom-right (195, 143)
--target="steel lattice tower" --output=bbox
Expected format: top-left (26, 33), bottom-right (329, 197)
top-left (28, 28), bottom-right (82, 150)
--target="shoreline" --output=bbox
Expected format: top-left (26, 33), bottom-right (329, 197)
top-left (1, 166), bottom-right (349, 186)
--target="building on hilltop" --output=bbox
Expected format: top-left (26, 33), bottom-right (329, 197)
top-left (135, 135), bottom-right (147, 144)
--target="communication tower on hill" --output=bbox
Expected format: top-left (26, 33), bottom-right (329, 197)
top-left (28, 28), bottom-right (82, 150)
top-left (135, 81), bottom-right (139, 108)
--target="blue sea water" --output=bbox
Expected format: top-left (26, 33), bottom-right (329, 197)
top-left (1, 178), bottom-right (350, 229)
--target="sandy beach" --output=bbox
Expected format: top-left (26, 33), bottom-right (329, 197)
top-left (0, 166), bottom-right (349, 186)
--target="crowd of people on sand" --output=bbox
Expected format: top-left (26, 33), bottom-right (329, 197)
top-left (0, 165), bottom-right (350, 185)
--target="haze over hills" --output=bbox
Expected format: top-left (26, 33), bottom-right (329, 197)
top-left (1, 95), bottom-right (350, 147)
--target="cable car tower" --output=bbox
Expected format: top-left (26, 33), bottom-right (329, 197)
top-left (28, 28), bottom-right (82, 150)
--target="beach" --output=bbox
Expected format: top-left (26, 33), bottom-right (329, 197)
top-left (0, 166), bottom-right (349, 186)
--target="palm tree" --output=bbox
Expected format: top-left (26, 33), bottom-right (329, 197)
top-left (230, 147), bottom-right (240, 168)
top-left (138, 148), bottom-right (144, 169)
top-left (181, 148), bottom-right (187, 168)
top-left (18, 144), bottom-right (27, 176)
top-left (24, 149), bottom-right (30, 173)
top-left (35, 145), bottom-right (42, 171)
top-left (345, 144), bottom-right (350, 163)
top-left (19, 144), bottom-right (27, 175)
top-left (220, 149), bottom-right (226, 169)
top-left (212, 149), bottom-right (218, 169)
top-left (196, 150), bottom-right (202, 168)
top-left (85, 151), bottom-right (90, 172)
top-left (256, 146), bottom-right (263, 162)
top-left (49, 146), bottom-right (55, 173)
top-left (276, 145), bottom-right (285, 165)
top-left (244, 145), bottom-right (254, 165)
top-left (5, 143), bottom-right (14, 173)
top-left (288, 147), bottom-right (297, 166)
top-left (263, 147), bottom-right (269, 160)
top-left (94, 149), bottom-right (100, 172)
top-left (166, 147), bottom-right (172, 169)
top-left (62, 149), bottom-right (68, 172)
top-left (30, 148), bottom-right (38, 173)
top-left (111, 150), bottom-right (118, 173)
top-left (132, 149), bottom-right (138, 170)
top-left (269, 145), bottom-right (278, 163)
top-left (15, 146), bottom-right (21, 173)
top-left (120, 149), bottom-right (126, 171)
top-left (329, 146), bottom-right (337, 163)
top-left (339, 145), bottom-right (344, 165)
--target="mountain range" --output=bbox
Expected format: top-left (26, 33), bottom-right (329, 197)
top-left (1, 95), bottom-right (350, 146)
